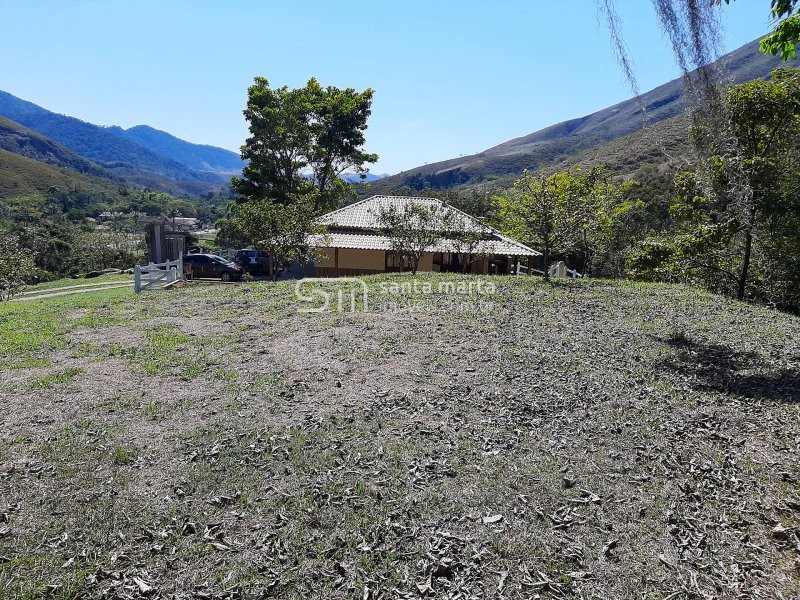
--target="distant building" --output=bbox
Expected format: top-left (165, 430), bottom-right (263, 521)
top-left (310, 195), bottom-right (539, 276)
top-left (171, 217), bottom-right (200, 230)
top-left (137, 216), bottom-right (197, 263)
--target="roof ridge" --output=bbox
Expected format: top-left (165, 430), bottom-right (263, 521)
top-left (317, 195), bottom-right (381, 220)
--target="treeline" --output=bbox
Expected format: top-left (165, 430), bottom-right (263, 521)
top-left (0, 187), bottom-right (231, 292)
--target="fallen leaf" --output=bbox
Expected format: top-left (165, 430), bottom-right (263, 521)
top-left (131, 576), bottom-right (153, 595)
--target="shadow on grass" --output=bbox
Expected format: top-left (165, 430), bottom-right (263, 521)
top-left (657, 331), bottom-right (800, 403)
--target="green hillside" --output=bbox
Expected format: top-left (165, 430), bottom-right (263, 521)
top-left (0, 116), bottom-right (233, 208)
top-left (0, 147), bottom-right (129, 202)
top-left (0, 115), bottom-right (113, 179)
top-left (455, 114), bottom-right (693, 195)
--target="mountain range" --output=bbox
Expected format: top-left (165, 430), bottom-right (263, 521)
top-left (369, 37), bottom-right (795, 194)
top-left (0, 90), bottom-right (243, 196)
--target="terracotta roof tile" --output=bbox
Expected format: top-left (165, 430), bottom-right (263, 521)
top-left (314, 196), bottom-right (540, 257)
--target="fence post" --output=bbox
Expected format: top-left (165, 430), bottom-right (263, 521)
top-left (134, 265), bottom-right (141, 293)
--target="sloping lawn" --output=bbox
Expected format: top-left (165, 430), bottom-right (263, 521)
top-left (0, 275), bottom-right (798, 599)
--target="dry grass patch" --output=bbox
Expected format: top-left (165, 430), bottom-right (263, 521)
top-left (0, 275), bottom-right (798, 598)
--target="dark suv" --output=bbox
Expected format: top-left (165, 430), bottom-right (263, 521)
top-left (234, 248), bottom-right (270, 275)
top-left (184, 254), bottom-right (244, 282)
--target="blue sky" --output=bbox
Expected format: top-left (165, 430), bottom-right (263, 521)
top-left (0, 1), bottom-right (773, 174)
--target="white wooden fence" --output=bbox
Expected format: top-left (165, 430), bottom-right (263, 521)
top-left (515, 259), bottom-right (582, 278)
top-left (548, 261), bottom-right (583, 279)
top-left (134, 254), bottom-right (184, 293)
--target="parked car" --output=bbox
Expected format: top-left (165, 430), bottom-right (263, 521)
top-left (184, 254), bottom-right (243, 282)
top-left (234, 248), bottom-right (270, 275)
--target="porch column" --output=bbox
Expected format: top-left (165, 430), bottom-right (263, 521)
top-left (334, 247), bottom-right (339, 277)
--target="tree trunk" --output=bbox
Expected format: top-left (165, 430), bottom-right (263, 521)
top-left (737, 227), bottom-right (753, 301)
top-left (268, 253), bottom-right (275, 282)
top-left (411, 252), bottom-right (420, 275)
top-left (542, 242), bottom-right (550, 281)
top-left (582, 230), bottom-right (589, 276)
top-left (736, 205), bottom-right (757, 301)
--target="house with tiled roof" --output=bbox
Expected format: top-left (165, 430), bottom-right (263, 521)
top-left (310, 195), bottom-right (540, 277)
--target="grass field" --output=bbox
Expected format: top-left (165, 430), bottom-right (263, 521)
top-left (0, 275), bottom-right (798, 599)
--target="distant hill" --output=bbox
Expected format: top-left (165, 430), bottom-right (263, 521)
top-left (0, 114), bottom-right (144, 204)
top-left (371, 37), bottom-right (794, 194)
top-left (0, 146), bottom-right (128, 201)
top-left (107, 124), bottom-right (244, 173)
top-left (343, 172), bottom-right (388, 183)
top-left (0, 115), bottom-right (112, 180)
top-left (0, 90), bottom-right (236, 196)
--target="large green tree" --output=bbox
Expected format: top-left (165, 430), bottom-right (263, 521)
top-left (719, 67), bottom-right (800, 299)
top-left (232, 77), bottom-right (378, 213)
top-left (497, 168), bottom-right (631, 279)
top-left (496, 171), bottom-right (574, 280)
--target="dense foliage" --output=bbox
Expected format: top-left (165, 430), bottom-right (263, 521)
top-left (628, 68), bottom-right (800, 309)
top-left (496, 167), bottom-right (633, 279)
top-left (0, 232), bottom-right (35, 300)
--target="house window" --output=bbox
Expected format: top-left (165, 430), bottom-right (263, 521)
top-left (385, 251), bottom-right (409, 270)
